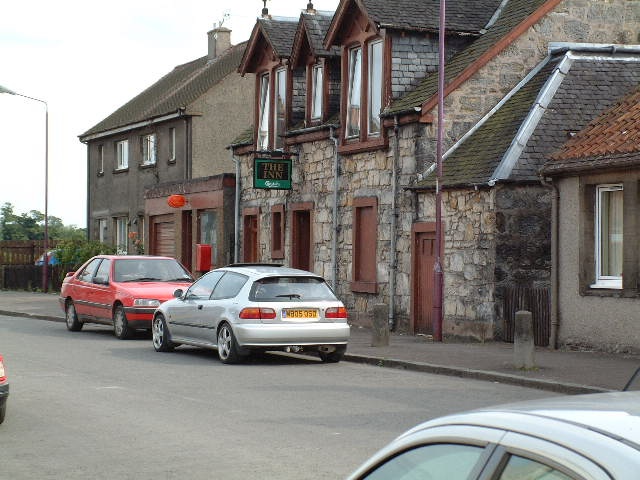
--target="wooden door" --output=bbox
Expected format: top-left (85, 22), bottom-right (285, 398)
top-left (291, 209), bottom-right (311, 271)
top-left (243, 214), bottom-right (258, 262)
top-left (412, 230), bottom-right (435, 334)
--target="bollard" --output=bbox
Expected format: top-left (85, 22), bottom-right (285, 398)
top-left (514, 310), bottom-right (535, 369)
top-left (371, 304), bottom-right (390, 347)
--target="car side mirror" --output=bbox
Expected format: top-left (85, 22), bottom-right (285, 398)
top-left (173, 288), bottom-right (184, 299)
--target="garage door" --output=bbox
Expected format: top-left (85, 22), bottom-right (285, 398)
top-left (152, 216), bottom-right (176, 258)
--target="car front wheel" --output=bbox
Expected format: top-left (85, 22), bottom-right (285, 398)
top-left (319, 345), bottom-right (346, 363)
top-left (152, 314), bottom-right (174, 352)
top-left (217, 323), bottom-right (243, 364)
top-left (65, 301), bottom-right (83, 332)
top-left (113, 306), bottom-right (131, 340)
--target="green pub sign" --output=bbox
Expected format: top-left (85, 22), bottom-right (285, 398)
top-left (254, 157), bottom-right (292, 190)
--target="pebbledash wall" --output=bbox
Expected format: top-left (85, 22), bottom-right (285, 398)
top-left (236, 0), bottom-right (640, 338)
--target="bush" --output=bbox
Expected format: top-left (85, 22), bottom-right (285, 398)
top-left (55, 240), bottom-right (116, 272)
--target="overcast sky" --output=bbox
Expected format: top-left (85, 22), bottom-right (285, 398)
top-left (0, 0), bottom-right (339, 227)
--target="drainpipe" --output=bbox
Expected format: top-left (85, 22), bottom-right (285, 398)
top-left (330, 126), bottom-right (339, 288)
top-left (541, 175), bottom-right (559, 349)
top-left (389, 116), bottom-right (400, 330)
top-left (232, 152), bottom-right (241, 263)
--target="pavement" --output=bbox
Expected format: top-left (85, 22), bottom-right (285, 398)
top-left (0, 290), bottom-right (639, 395)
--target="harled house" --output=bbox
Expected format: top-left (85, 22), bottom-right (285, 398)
top-left (230, 0), bottom-right (639, 346)
top-left (79, 27), bottom-right (253, 272)
top-left (541, 85), bottom-right (640, 353)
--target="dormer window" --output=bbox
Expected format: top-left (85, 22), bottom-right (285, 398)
top-left (346, 46), bottom-right (362, 138)
top-left (311, 64), bottom-right (324, 120)
top-left (257, 73), bottom-right (270, 151)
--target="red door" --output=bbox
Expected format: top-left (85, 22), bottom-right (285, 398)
top-left (412, 229), bottom-right (435, 334)
top-left (291, 209), bottom-right (311, 271)
top-left (243, 214), bottom-right (258, 262)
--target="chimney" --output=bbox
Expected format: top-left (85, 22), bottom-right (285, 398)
top-left (208, 26), bottom-right (232, 61)
top-left (306, 2), bottom-right (316, 14)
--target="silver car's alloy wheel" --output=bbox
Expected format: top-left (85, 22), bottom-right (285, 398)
top-left (217, 323), bottom-right (240, 364)
top-left (152, 315), bottom-right (174, 352)
top-left (65, 301), bottom-right (82, 332)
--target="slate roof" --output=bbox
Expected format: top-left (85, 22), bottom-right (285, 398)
top-left (415, 48), bottom-right (640, 189)
top-left (80, 42), bottom-right (247, 139)
top-left (542, 87), bottom-right (640, 176)
top-left (361, 0), bottom-right (503, 33)
top-left (257, 17), bottom-right (299, 59)
top-left (300, 12), bottom-right (340, 57)
top-left (386, 0), bottom-right (549, 115)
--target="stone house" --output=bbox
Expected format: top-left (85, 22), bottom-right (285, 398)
top-left (541, 84), bottom-right (640, 353)
top-left (79, 27), bottom-right (253, 272)
top-left (230, 0), bottom-right (640, 341)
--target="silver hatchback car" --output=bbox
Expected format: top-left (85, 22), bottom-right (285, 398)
top-left (152, 264), bottom-right (350, 363)
top-left (347, 391), bottom-right (640, 479)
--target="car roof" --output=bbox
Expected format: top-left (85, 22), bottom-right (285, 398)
top-left (94, 255), bottom-right (177, 261)
top-left (217, 264), bottom-right (323, 278)
top-left (404, 391), bottom-right (640, 449)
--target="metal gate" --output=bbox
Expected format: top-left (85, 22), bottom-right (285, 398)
top-left (502, 286), bottom-right (550, 346)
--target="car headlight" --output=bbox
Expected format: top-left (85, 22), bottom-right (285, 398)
top-left (133, 299), bottom-right (161, 307)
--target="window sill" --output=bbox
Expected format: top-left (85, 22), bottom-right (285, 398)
top-left (590, 281), bottom-right (622, 290)
top-left (139, 163), bottom-right (156, 170)
top-left (113, 168), bottom-right (129, 174)
top-left (97, 171), bottom-right (104, 177)
top-left (351, 281), bottom-right (377, 294)
top-left (339, 137), bottom-right (387, 155)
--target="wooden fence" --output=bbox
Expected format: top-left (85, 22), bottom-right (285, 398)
top-left (502, 286), bottom-right (550, 346)
top-left (0, 240), bottom-right (60, 266)
top-left (0, 265), bottom-right (66, 291)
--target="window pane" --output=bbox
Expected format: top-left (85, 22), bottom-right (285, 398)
top-left (311, 65), bottom-right (323, 119)
top-left (116, 218), bottom-right (128, 254)
top-left (274, 69), bottom-right (287, 150)
top-left (250, 277), bottom-right (337, 302)
top-left (368, 41), bottom-right (383, 135)
top-left (363, 444), bottom-right (484, 480)
top-left (188, 271), bottom-right (224, 299)
top-left (143, 134), bottom-right (156, 165)
top-left (346, 47), bottom-right (362, 138)
top-left (117, 140), bottom-right (129, 169)
top-left (258, 74), bottom-right (270, 150)
top-left (212, 272), bottom-right (248, 299)
top-left (200, 211), bottom-right (218, 267)
top-left (498, 454), bottom-right (572, 480)
top-left (169, 128), bottom-right (176, 161)
top-left (600, 188), bottom-right (623, 277)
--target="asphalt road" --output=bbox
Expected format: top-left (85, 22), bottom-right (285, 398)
top-left (0, 315), bottom-right (557, 479)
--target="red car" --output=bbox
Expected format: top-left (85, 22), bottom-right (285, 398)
top-left (0, 354), bottom-right (8, 425)
top-left (59, 255), bottom-right (193, 339)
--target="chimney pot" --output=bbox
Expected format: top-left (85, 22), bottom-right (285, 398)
top-left (208, 26), bottom-right (232, 61)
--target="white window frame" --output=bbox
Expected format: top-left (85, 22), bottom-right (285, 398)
top-left (142, 133), bottom-right (156, 166)
top-left (367, 40), bottom-right (383, 137)
top-left (98, 218), bottom-right (108, 243)
top-left (593, 184), bottom-right (623, 289)
top-left (274, 67), bottom-right (287, 150)
top-left (345, 46), bottom-right (362, 139)
top-left (169, 127), bottom-right (176, 162)
top-left (257, 73), bottom-right (270, 151)
top-left (116, 140), bottom-right (129, 170)
top-left (115, 217), bottom-right (129, 255)
top-left (311, 64), bottom-right (324, 120)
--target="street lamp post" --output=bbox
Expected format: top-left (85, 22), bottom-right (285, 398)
top-left (0, 84), bottom-right (49, 293)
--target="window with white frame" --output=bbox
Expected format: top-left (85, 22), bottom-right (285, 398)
top-left (169, 127), bottom-right (176, 162)
top-left (142, 134), bottom-right (156, 165)
top-left (368, 40), bottom-right (383, 136)
top-left (98, 218), bottom-right (108, 243)
top-left (593, 184), bottom-right (623, 289)
top-left (257, 73), bottom-right (270, 151)
top-left (98, 145), bottom-right (104, 174)
top-left (311, 64), bottom-right (324, 120)
top-left (116, 140), bottom-right (129, 169)
top-left (274, 68), bottom-right (287, 150)
top-left (115, 217), bottom-right (129, 254)
top-left (346, 46), bottom-right (362, 138)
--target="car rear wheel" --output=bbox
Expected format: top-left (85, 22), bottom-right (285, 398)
top-left (65, 301), bottom-right (83, 332)
top-left (319, 345), bottom-right (346, 363)
top-left (152, 314), bottom-right (174, 352)
top-left (113, 306), bottom-right (132, 340)
top-left (217, 323), bottom-right (243, 364)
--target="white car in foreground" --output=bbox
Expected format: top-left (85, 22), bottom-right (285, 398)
top-left (152, 264), bottom-right (349, 364)
top-left (348, 391), bottom-right (640, 480)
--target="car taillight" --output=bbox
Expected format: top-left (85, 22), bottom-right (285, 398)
top-left (239, 307), bottom-right (277, 320)
top-left (0, 355), bottom-right (6, 382)
top-left (325, 307), bottom-right (348, 319)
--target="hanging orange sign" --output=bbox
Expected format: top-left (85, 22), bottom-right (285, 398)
top-left (167, 194), bottom-right (187, 208)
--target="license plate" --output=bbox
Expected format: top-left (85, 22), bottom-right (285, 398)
top-left (282, 309), bottom-right (318, 320)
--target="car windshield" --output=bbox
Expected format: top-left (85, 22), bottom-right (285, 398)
top-left (250, 276), bottom-right (337, 302)
top-left (113, 259), bottom-right (193, 283)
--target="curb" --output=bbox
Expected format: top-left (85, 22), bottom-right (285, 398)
top-left (0, 309), bottom-right (612, 395)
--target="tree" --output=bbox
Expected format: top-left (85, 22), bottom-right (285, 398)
top-left (0, 202), bottom-right (86, 241)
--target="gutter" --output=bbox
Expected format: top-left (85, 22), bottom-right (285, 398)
top-left (388, 117), bottom-right (400, 330)
top-left (540, 175), bottom-right (560, 349)
top-left (79, 110), bottom-right (186, 143)
top-left (330, 127), bottom-right (340, 289)
top-left (232, 151), bottom-right (241, 263)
